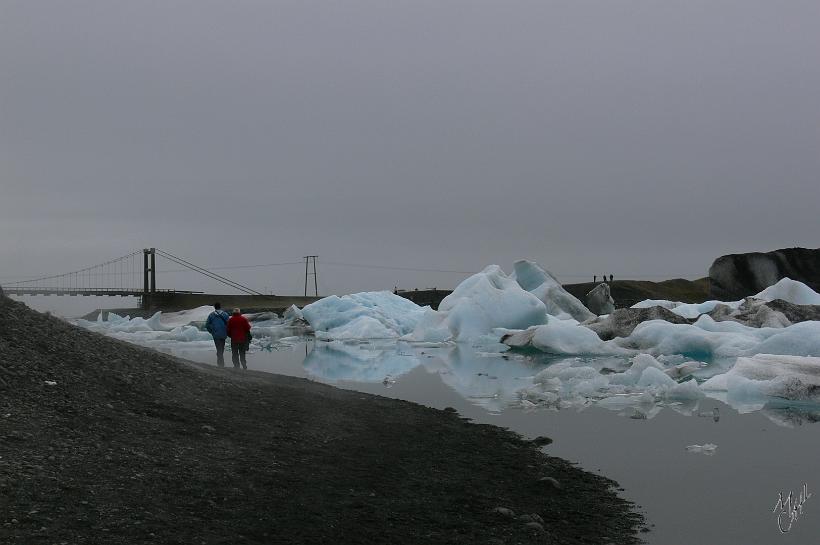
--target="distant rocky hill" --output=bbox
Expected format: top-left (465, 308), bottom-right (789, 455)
top-left (400, 279), bottom-right (711, 313)
top-left (563, 278), bottom-right (710, 309)
top-left (708, 247), bottom-right (820, 301)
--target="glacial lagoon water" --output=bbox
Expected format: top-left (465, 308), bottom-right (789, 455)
top-left (161, 335), bottom-right (820, 545)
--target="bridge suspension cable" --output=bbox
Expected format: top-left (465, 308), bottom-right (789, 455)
top-left (153, 249), bottom-right (263, 296)
top-left (3, 251), bottom-right (144, 295)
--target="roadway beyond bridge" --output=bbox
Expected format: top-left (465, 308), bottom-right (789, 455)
top-left (140, 292), bottom-right (321, 314)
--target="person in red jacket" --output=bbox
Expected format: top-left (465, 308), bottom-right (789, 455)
top-left (226, 308), bottom-right (251, 369)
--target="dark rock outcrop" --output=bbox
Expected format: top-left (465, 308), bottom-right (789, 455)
top-left (584, 298), bottom-right (820, 340)
top-left (709, 247), bottom-right (820, 301)
top-left (765, 299), bottom-right (820, 324)
top-left (707, 298), bottom-right (820, 328)
top-left (584, 306), bottom-right (691, 341)
top-left (707, 299), bottom-right (791, 328)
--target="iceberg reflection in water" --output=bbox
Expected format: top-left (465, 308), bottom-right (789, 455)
top-left (74, 308), bottom-right (820, 427)
top-left (299, 340), bottom-right (820, 426)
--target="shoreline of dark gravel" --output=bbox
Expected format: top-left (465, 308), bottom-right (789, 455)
top-left (0, 295), bottom-right (645, 544)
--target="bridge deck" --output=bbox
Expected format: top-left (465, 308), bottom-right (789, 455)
top-left (3, 288), bottom-right (201, 297)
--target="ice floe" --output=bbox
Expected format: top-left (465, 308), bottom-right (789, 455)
top-left (301, 291), bottom-right (427, 340)
top-left (701, 354), bottom-right (820, 407)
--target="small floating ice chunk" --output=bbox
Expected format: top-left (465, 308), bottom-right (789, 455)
top-left (665, 378), bottom-right (705, 400)
top-left (283, 304), bottom-right (304, 322)
top-left (685, 443), bottom-right (717, 455)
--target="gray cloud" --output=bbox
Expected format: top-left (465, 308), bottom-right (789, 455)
top-left (2, 0), bottom-right (819, 314)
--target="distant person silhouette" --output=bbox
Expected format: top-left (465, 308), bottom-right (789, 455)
top-left (602, 273), bottom-right (607, 284)
top-left (609, 274), bottom-right (613, 283)
top-left (593, 275), bottom-right (597, 283)
top-left (227, 308), bottom-right (252, 370)
top-left (205, 302), bottom-right (229, 367)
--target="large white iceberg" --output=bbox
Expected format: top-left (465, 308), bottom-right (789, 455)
top-left (434, 265), bottom-right (549, 341)
top-left (301, 291), bottom-right (427, 340)
top-left (510, 260), bottom-right (595, 321)
top-left (303, 262), bottom-right (596, 343)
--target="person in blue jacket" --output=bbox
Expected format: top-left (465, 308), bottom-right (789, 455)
top-left (205, 302), bottom-right (230, 367)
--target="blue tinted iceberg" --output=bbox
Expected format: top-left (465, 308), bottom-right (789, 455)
top-left (301, 291), bottom-right (427, 340)
top-left (436, 265), bottom-right (548, 341)
top-left (510, 260), bottom-right (594, 321)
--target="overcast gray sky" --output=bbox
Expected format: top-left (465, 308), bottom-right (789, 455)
top-left (2, 0), bottom-right (819, 314)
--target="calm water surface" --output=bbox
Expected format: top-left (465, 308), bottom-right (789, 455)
top-left (165, 338), bottom-right (820, 545)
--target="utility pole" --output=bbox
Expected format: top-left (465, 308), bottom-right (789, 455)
top-left (304, 256), bottom-right (318, 296)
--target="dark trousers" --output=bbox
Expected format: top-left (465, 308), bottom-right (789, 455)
top-left (213, 338), bottom-right (226, 367)
top-left (231, 341), bottom-right (248, 369)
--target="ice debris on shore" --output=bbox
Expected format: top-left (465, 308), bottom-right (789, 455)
top-left (72, 305), bottom-right (306, 354)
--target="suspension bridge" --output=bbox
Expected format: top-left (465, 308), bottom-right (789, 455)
top-left (1, 248), bottom-right (322, 312)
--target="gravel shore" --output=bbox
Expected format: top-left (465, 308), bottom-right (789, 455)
top-left (0, 295), bottom-right (644, 544)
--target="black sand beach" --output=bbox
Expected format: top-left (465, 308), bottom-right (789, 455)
top-left (0, 295), bottom-right (643, 544)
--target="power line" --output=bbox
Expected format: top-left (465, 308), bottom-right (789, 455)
top-left (154, 249), bottom-right (263, 295)
top-left (155, 261), bottom-right (304, 274)
top-left (321, 261), bottom-right (476, 274)
top-left (0, 252), bottom-right (705, 283)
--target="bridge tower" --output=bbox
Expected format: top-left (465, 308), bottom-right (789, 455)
top-left (142, 248), bottom-right (156, 308)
